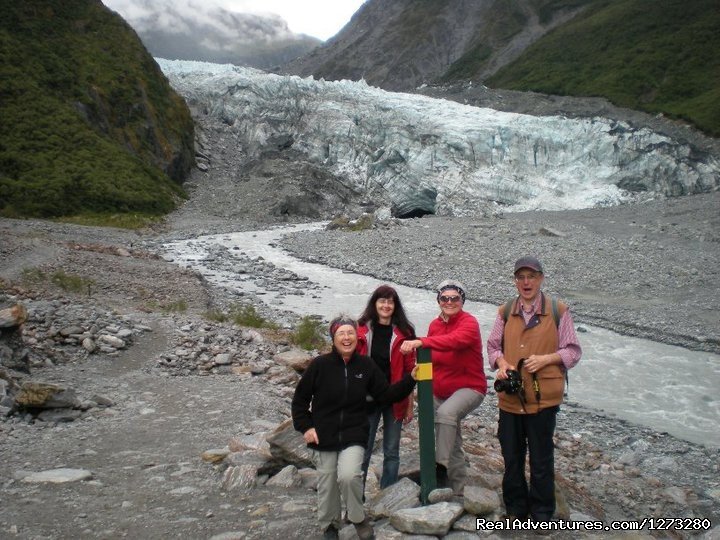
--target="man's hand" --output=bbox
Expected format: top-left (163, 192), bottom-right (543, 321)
top-left (303, 428), bottom-right (319, 444)
top-left (524, 354), bottom-right (557, 373)
top-left (496, 357), bottom-right (511, 379)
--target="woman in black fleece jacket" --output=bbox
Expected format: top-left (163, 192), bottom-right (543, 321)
top-left (292, 316), bottom-right (417, 540)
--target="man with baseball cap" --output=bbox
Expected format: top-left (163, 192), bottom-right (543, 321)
top-left (486, 256), bottom-right (582, 523)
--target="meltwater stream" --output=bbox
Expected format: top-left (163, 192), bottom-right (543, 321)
top-left (163, 223), bottom-right (720, 449)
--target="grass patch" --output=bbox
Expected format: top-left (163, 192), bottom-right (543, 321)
top-left (50, 270), bottom-right (95, 295)
top-left (204, 304), bottom-right (279, 329)
top-left (160, 299), bottom-right (188, 314)
top-left (53, 212), bottom-right (165, 230)
top-left (21, 267), bottom-right (95, 295)
top-left (203, 309), bottom-right (230, 323)
top-left (328, 214), bottom-right (375, 231)
top-left (21, 267), bottom-right (47, 285)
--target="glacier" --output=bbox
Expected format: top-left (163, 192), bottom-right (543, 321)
top-left (157, 58), bottom-right (719, 217)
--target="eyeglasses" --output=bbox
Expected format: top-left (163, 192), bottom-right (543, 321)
top-left (514, 273), bottom-right (540, 282)
top-left (439, 295), bottom-right (462, 304)
top-left (377, 298), bottom-right (395, 305)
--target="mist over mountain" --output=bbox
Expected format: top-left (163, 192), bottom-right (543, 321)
top-left (103, 0), bottom-right (321, 69)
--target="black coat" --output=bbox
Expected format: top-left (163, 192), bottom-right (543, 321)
top-left (291, 350), bottom-right (416, 451)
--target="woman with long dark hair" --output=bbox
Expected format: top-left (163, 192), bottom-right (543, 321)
top-left (356, 285), bottom-right (416, 496)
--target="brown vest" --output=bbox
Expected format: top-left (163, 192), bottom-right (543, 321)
top-left (497, 294), bottom-right (567, 414)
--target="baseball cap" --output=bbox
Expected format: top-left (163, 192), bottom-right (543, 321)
top-left (513, 256), bottom-right (543, 274)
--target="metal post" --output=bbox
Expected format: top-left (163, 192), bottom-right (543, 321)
top-left (416, 347), bottom-right (435, 504)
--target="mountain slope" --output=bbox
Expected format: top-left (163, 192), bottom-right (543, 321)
top-left (486, 0), bottom-right (720, 136)
top-left (0, 0), bottom-right (194, 219)
top-left (281, 0), bottom-right (594, 91)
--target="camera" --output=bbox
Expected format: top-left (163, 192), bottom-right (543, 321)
top-left (494, 369), bottom-right (522, 394)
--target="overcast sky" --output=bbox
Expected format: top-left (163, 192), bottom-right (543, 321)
top-left (103, 0), bottom-right (367, 41)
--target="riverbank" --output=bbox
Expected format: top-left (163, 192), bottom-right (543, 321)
top-left (278, 191), bottom-right (720, 354)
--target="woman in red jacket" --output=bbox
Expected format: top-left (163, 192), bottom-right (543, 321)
top-left (357, 285), bottom-right (416, 497)
top-left (400, 279), bottom-right (486, 493)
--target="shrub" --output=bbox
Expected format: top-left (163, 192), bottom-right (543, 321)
top-left (203, 309), bottom-right (230, 323)
top-left (231, 305), bottom-right (268, 328)
top-left (291, 316), bottom-right (327, 351)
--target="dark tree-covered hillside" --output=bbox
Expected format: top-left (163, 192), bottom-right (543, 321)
top-left (0, 0), bottom-right (195, 220)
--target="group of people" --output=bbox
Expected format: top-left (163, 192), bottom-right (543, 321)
top-left (291, 256), bottom-right (583, 540)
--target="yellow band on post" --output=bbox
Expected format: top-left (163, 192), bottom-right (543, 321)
top-left (416, 363), bottom-right (433, 381)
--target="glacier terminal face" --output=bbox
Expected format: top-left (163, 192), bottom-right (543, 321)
top-left (158, 59), bottom-right (719, 216)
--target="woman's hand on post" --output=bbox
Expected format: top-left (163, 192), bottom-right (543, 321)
top-left (303, 428), bottom-right (319, 445)
top-left (410, 365), bottom-right (419, 380)
top-left (400, 339), bottom-right (422, 355)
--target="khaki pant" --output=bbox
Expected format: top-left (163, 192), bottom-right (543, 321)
top-left (434, 388), bottom-right (485, 493)
top-left (312, 445), bottom-right (366, 530)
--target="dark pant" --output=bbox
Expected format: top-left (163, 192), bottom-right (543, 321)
top-left (497, 406), bottom-right (559, 521)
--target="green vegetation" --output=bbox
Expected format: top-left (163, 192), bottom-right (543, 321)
top-left (231, 305), bottom-right (270, 328)
top-left (203, 304), bottom-right (279, 330)
top-left (203, 309), bottom-right (231, 323)
top-left (20, 267), bottom-right (47, 285)
top-left (160, 299), bottom-right (188, 314)
top-left (291, 316), bottom-right (327, 351)
top-left (441, 42), bottom-right (493, 82)
top-left (21, 267), bottom-right (95, 295)
top-left (484, 0), bottom-right (720, 135)
top-left (0, 1), bottom-right (194, 219)
top-left (328, 214), bottom-right (375, 231)
top-left (439, 0), bottom-right (595, 83)
top-left (50, 270), bottom-right (95, 295)
top-left (54, 212), bottom-right (164, 230)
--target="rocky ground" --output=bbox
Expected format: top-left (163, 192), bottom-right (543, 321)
top-left (1, 103), bottom-right (719, 539)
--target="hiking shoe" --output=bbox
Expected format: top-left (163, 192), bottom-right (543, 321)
top-left (353, 517), bottom-right (375, 540)
top-left (322, 524), bottom-right (339, 540)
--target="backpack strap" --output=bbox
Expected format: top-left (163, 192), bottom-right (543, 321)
top-left (549, 295), bottom-right (570, 397)
top-left (502, 298), bottom-right (515, 323)
top-left (551, 296), bottom-right (560, 329)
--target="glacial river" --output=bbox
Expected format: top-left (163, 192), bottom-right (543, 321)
top-left (163, 223), bottom-right (720, 449)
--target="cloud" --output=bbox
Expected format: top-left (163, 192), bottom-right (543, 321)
top-left (104, 0), bottom-right (293, 41)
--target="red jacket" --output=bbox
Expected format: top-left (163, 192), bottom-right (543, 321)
top-left (357, 323), bottom-right (416, 420)
top-left (420, 310), bottom-right (487, 399)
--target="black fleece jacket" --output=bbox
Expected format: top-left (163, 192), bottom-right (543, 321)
top-left (291, 350), bottom-right (416, 451)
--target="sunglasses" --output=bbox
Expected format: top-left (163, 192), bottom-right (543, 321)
top-left (439, 295), bottom-right (462, 304)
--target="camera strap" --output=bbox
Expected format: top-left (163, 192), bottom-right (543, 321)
top-left (517, 359), bottom-right (541, 410)
top-left (516, 358), bottom-right (528, 412)
top-left (532, 373), bottom-right (541, 403)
